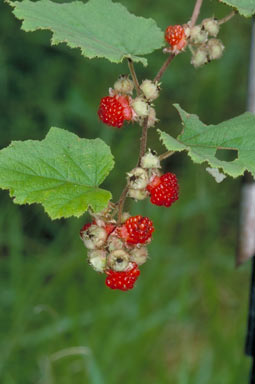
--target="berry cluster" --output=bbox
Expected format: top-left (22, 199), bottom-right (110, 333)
top-left (98, 76), bottom-right (159, 129)
top-left (127, 150), bottom-right (179, 207)
top-left (80, 214), bottom-right (154, 291)
top-left (164, 19), bottom-right (224, 67)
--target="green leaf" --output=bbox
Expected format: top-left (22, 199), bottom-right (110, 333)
top-left (218, 0), bottom-right (255, 17)
top-left (0, 128), bottom-right (114, 219)
top-left (8, 0), bottom-right (164, 66)
top-left (158, 104), bottom-right (255, 178)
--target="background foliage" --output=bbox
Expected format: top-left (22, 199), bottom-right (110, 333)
top-left (0, 0), bottom-right (252, 383)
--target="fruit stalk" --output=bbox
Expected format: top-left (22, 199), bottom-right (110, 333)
top-left (154, 53), bottom-right (175, 83)
top-left (127, 58), bottom-right (141, 95)
top-left (190, 0), bottom-right (204, 28)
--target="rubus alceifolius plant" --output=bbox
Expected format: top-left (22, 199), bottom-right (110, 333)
top-left (2, 0), bottom-right (255, 291)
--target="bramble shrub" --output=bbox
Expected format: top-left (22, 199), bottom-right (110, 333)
top-left (2, 0), bottom-right (255, 290)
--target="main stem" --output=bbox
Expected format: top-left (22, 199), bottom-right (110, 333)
top-left (116, 0), bottom-right (205, 223)
top-left (116, 61), bottom-right (149, 224)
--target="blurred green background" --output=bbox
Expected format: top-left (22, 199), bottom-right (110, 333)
top-left (0, 0), bottom-right (252, 383)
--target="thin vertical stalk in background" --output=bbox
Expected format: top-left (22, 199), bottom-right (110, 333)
top-left (242, 16), bottom-right (255, 384)
top-left (237, 17), bottom-right (255, 266)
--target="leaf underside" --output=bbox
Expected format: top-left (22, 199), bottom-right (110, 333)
top-left (159, 104), bottom-right (255, 178)
top-left (0, 128), bottom-right (114, 219)
top-left (8, 0), bottom-right (164, 66)
top-left (218, 0), bottom-right (255, 17)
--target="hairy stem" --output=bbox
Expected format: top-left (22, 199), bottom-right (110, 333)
top-left (159, 150), bottom-right (175, 162)
top-left (138, 117), bottom-right (149, 165)
top-left (154, 53), bottom-right (175, 83)
top-left (218, 10), bottom-right (236, 25)
top-left (190, 0), bottom-right (204, 27)
top-left (127, 58), bottom-right (141, 95)
top-left (116, 116), bottom-right (149, 223)
top-left (117, 185), bottom-right (129, 224)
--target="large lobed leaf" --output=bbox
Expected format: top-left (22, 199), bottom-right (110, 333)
top-left (159, 104), bottom-right (255, 178)
top-left (0, 128), bottom-right (114, 219)
top-left (219, 0), bottom-right (255, 17)
top-left (8, 0), bottom-right (164, 66)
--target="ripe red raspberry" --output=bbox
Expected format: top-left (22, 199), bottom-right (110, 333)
top-left (98, 95), bottom-right (132, 128)
top-left (165, 25), bottom-right (187, 51)
top-left (119, 215), bottom-right (154, 245)
top-left (147, 172), bottom-right (179, 207)
top-left (105, 262), bottom-right (140, 291)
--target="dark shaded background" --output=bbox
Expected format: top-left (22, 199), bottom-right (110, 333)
top-left (0, 0), bottom-right (252, 383)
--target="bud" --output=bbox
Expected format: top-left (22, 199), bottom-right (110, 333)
top-left (114, 75), bottom-right (134, 95)
top-left (128, 188), bottom-right (148, 201)
top-left (127, 167), bottom-right (149, 190)
top-left (191, 47), bottom-right (208, 68)
top-left (130, 247), bottom-right (148, 266)
top-left (88, 249), bottom-right (107, 272)
top-left (81, 225), bottom-right (107, 250)
top-left (141, 150), bottom-right (160, 169)
top-left (121, 212), bottom-right (131, 223)
top-left (107, 249), bottom-right (130, 271)
top-left (140, 79), bottom-right (160, 101)
top-left (184, 24), bottom-right (191, 39)
top-left (207, 38), bottom-right (224, 61)
top-left (107, 234), bottom-right (124, 252)
top-left (202, 18), bottom-right (219, 37)
top-left (190, 25), bottom-right (208, 44)
top-left (147, 107), bottom-right (159, 128)
top-left (131, 97), bottom-right (149, 118)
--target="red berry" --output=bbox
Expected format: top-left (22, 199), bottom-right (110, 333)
top-left (98, 95), bottom-right (132, 128)
top-left (104, 223), bottom-right (116, 236)
top-left (105, 262), bottom-right (140, 291)
top-left (147, 172), bottom-right (179, 207)
top-left (119, 215), bottom-right (154, 245)
top-left (165, 25), bottom-right (187, 51)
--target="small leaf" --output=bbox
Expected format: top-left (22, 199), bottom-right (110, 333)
top-left (8, 0), bottom-right (164, 66)
top-left (158, 104), bottom-right (255, 178)
top-left (0, 128), bottom-right (114, 219)
top-left (218, 0), bottom-right (255, 17)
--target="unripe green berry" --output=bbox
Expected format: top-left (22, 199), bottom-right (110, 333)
top-left (147, 107), bottom-right (158, 128)
top-left (114, 75), bottom-right (134, 95)
top-left (190, 25), bottom-right (208, 44)
top-left (141, 151), bottom-right (160, 169)
top-left (107, 234), bottom-right (124, 252)
top-left (107, 249), bottom-right (130, 271)
top-left (88, 249), bottom-right (107, 272)
top-left (140, 79), bottom-right (160, 101)
top-left (132, 97), bottom-right (149, 118)
top-left (207, 38), bottom-right (224, 61)
top-left (128, 188), bottom-right (148, 201)
top-left (191, 47), bottom-right (208, 68)
top-left (121, 212), bottom-right (131, 223)
top-left (202, 18), bottom-right (220, 37)
top-left (130, 247), bottom-right (148, 266)
top-left (82, 225), bottom-right (107, 250)
top-left (127, 167), bottom-right (149, 190)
